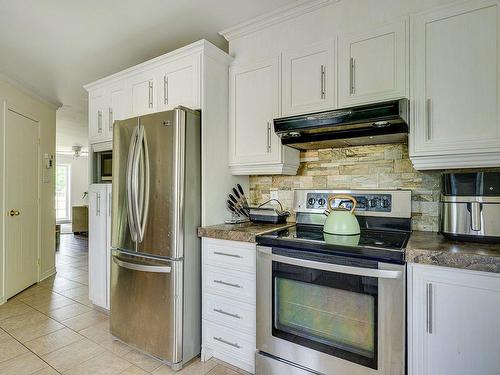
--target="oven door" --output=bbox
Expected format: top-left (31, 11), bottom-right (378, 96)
top-left (256, 246), bottom-right (405, 375)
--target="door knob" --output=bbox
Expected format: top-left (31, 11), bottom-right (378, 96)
top-left (9, 210), bottom-right (20, 216)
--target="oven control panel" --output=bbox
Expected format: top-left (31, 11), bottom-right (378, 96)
top-left (306, 193), bottom-right (392, 212)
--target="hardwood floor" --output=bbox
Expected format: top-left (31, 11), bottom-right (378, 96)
top-left (0, 234), bottom-right (245, 374)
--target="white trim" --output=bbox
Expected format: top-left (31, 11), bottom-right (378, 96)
top-left (410, 152), bottom-right (500, 170)
top-left (219, 0), bottom-right (338, 42)
top-left (39, 267), bottom-right (56, 282)
top-left (84, 39), bottom-right (231, 91)
top-left (229, 162), bottom-right (299, 175)
top-left (92, 141), bottom-right (113, 152)
top-left (0, 74), bottom-right (61, 110)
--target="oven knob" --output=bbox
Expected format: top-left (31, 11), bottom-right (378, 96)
top-left (369, 198), bottom-right (379, 208)
top-left (382, 199), bottom-right (390, 208)
top-left (318, 198), bottom-right (326, 206)
top-left (308, 197), bottom-right (316, 206)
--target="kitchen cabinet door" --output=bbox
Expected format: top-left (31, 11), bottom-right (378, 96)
top-left (88, 184), bottom-right (109, 310)
top-left (410, 0), bottom-right (500, 169)
top-left (105, 82), bottom-right (126, 139)
top-left (282, 40), bottom-right (336, 116)
top-left (408, 264), bottom-right (500, 375)
top-left (128, 70), bottom-right (157, 117)
top-left (89, 89), bottom-right (106, 143)
top-left (229, 57), bottom-right (299, 174)
top-left (338, 19), bottom-right (407, 107)
top-left (158, 53), bottom-right (201, 111)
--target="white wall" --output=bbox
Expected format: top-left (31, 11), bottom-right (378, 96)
top-left (56, 154), bottom-right (89, 211)
top-left (0, 78), bottom-right (56, 303)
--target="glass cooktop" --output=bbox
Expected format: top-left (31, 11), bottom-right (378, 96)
top-left (257, 224), bottom-right (410, 263)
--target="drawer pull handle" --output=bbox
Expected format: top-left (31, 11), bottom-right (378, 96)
top-left (214, 280), bottom-right (241, 288)
top-left (213, 251), bottom-right (242, 258)
top-left (213, 336), bottom-right (241, 349)
top-left (213, 308), bottom-right (242, 319)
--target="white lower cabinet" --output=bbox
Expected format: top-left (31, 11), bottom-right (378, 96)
top-left (88, 183), bottom-right (112, 310)
top-left (201, 238), bottom-right (256, 373)
top-left (408, 263), bottom-right (500, 375)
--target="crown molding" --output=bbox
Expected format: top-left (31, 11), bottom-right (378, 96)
top-left (219, 0), bottom-right (338, 42)
top-left (0, 73), bottom-right (61, 110)
top-left (84, 39), bottom-right (231, 91)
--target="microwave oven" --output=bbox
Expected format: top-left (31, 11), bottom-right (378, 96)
top-left (95, 150), bottom-right (112, 182)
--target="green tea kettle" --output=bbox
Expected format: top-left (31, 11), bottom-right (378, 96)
top-left (323, 195), bottom-right (360, 235)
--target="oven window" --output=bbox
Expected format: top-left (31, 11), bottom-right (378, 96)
top-left (272, 261), bottom-right (378, 369)
top-left (101, 153), bottom-right (113, 178)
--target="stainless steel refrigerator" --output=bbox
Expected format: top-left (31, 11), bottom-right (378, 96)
top-left (110, 107), bottom-right (201, 371)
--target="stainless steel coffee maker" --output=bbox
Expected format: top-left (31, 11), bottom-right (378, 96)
top-left (441, 172), bottom-right (500, 243)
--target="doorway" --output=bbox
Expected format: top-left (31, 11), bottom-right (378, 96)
top-left (4, 108), bottom-right (39, 299)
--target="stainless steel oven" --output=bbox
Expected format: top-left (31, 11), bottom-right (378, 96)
top-left (256, 246), bottom-right (405, 375)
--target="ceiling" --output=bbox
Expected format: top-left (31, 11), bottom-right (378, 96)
top-left (0, 0), bottom-right (295, 113)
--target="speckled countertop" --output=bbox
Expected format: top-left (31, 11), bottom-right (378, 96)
top-left (406, 231), bottom-right (500, 273)
top-left (197, 222), bottom-right (294, 243)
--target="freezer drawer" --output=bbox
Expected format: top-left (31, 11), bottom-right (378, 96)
top-left (110, 250), bottom-right (182, 364)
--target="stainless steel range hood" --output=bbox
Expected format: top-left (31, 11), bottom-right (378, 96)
top-left (274, 99), bottom-right (409, 150)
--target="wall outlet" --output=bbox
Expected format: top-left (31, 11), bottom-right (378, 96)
top-left (270, 190), bottom-right (279, 201)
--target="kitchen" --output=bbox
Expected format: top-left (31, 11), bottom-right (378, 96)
top-left (0, 0), bottom-right (499, 374)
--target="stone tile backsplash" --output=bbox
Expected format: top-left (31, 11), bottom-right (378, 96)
top-left (249, 144), bottom-right (442, 231)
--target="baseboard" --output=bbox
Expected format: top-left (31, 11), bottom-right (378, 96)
top-left (0, 295), bottom-right (5, 306)
top-left (39, 267), bottom-right (56, 282)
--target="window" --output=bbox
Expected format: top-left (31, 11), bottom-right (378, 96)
top-left (55, 164), bottom-right (71, 222)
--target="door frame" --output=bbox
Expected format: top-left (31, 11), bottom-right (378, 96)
top-left (0, 99), bottom-right (41, 304)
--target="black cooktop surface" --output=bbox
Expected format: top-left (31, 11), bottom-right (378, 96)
top-left (256, 224), bottom-right (410, 263)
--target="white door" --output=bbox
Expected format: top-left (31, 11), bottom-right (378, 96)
top-left (89, 89), bottom-right (105, 142)
top-left (410, 0), bottom-right (500, 158)
top-left (282, 40), bottom-right (336, 115)
top-left (409, 264), bottom-right (500, 375)
top-left (105, 184), bottom-right (112, 309)
top-left (128, 70), bottom-right (157, 116)
top-left (159, 54), bottom-right (200, 110)
top-left (339, 19), bottom-right (407, 107)
top-left (5, 109), bottom-right (39, 299)
top-left (88, 184), bottom-right (108, 309)
top-left (106, 83), bottom-right (125, 139)
top-left (229, 57), bottom-right (281, 165)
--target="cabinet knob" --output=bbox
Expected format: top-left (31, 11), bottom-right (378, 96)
top-left (9, 209), bottom-right (20, 216)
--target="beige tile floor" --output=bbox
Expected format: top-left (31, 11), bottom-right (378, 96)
top-left (0, 235), bottom-right (247, 375)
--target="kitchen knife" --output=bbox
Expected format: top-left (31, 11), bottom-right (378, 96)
top-left (237, 184), bottom-right (249, 208)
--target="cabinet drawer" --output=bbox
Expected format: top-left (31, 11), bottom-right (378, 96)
top-left (204, 293), bottom-right (255, 334)
top-left (203, 238), bottom-right (256, 274)
top-left (203, 265), bottom-right (255, 304)
top-left (204, 320), bottom-right (255, 365)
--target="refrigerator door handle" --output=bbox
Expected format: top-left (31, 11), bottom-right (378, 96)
top-left (131, 124), bottom-right (144, 242)
top-left (137, 125), bottom-right (150, 242)
top-left (126, 124), bottom-right (139, 242)
top-left (113, 256), bottom-right (172, 274)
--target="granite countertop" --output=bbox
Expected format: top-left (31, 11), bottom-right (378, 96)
top-left (198, 222), bottom-right (294, 243)
top-left (406, 231), bottom-right (500, 273)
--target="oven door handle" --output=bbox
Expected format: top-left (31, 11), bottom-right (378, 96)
top-left (257, 247), bottom-right (403, 279)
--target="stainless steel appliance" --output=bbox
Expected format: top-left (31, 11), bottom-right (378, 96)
top-left (274, 99), bottom-right (408, 150)
top-left (110, 107), bottom-right (201, 371)
top-left (255, 189), bottom-right (411, 375)
top-left (441, 172), bottom-right (500, 242)
top-left (94, 150), bottom-right (113, 182)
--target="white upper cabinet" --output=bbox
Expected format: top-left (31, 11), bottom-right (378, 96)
top-left (128, 69), bottom-right (158, 117)
top-left (409, 264), bottom-right (500, 375)
top-left (158, 53), bottom-right (201, 111)
top-left (89, 89), bottom-right (106, 143)
top-left (106, 82), bottom-right (126, 139)
top-left (282, 40), bottom-right (336, 116)
top-left (229, 57), bottom-right (299, 175)
top-left (338, 19), bottom-right (408, 107)
top-left (410, 0), bottom-right (500, 169)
